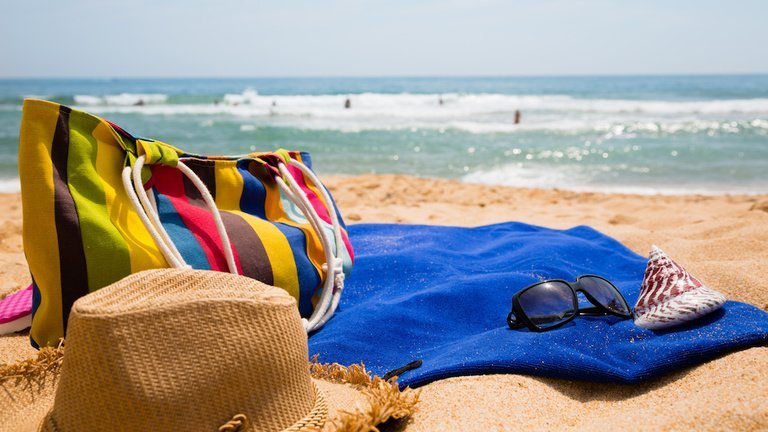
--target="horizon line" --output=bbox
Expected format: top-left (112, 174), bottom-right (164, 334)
top-left (1, 72), bottom-right (768, 80)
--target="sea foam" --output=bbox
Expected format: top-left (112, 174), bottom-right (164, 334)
top-left (74, 93), bottom-right (168, 106)
top-left (0, 178), bottom-right (21, 193)
top-left (76, 90), bottom-right (768, 113)
top-left (74, 90), bottom-right (768, 128)
top-left (462, 163), bottom-right (767, 196)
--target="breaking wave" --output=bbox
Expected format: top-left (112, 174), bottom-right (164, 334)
top-left (70, 90), bottom-right (768, 136)
top-left (461, 163), bottom-right (768, 195)
top-left (74, 93), bottom-right (168, 106)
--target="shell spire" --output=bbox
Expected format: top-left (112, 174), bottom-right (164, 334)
top-left (633, 246), bottom-right (726, 330)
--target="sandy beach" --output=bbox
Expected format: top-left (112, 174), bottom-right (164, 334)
top-left (1, 175), bottom-right (767, 431)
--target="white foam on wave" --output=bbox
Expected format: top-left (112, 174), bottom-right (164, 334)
top-left (79, 106), bottom-right (768, 137)
top-left (463, 163), bottom-right (574, 190)
top-left (223, 88), bottom-right (260, 105)
top-left (0, 178), bottom-right (21, 193)
top-left (79, 90), bottom-right (768, 114)
top-left (462, 163), bottom-right (768, 196)
top-left (73, 90), bottom-right (768, 136)
top-left (74, 93), bottom-right (168, 106)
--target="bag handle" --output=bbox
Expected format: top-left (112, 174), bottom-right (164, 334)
top-left (122, 154), bottom-right (345, 333)
top-left (275, 159), bottom-right (345, 331)
top-left (121, 155), bottom-right (236, 273)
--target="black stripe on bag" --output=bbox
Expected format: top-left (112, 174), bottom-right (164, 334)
top-left (51, 105), bottom-right (89, 335)
top-left (183, 161), bottom-right (274, 284)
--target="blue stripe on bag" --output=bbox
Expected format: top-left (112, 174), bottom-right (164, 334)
top-left (238, 162), bottom-right (320, 316)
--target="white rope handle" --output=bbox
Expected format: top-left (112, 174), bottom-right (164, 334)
top-left (122, 159), bottom-right (186, 269)
top-left (122, 155), bottom-right (237, 274)
top-left (276, 160), bottom-right (346, 332)
top-left (283, 160), bottom-right (346, 328)
top-left (175, 161), bottom-right (239, 274)
top-left (122, 154), bottom-right (346, 333)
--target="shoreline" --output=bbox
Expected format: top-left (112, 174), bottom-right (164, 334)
top-left (1, 174), bottom-right (768, 197)
top-left (1, 174), bottom-right (767, 430)
top-left (329, 173), bottom-right (768, 198)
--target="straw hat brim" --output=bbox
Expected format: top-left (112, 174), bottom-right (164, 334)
top-left (1, 269), bottom-right (420, 432)
top-left (0, 346), bottom-right (418, 432)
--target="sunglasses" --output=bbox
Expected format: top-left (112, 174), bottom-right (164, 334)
top-left (507, 275), bottom-right (632, 332)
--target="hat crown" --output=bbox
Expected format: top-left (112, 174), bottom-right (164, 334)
top-left (44, 269), bottom-right (322, 431)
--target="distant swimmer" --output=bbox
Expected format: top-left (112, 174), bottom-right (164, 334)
top-left (134, 99), bottom-right (145, 106)
top-left (438, 95), bottom-right (444, 106)
top-left (272, 100), bottom-right (277, 107)
top-left (344, 98), bottom-right (351, 109)
top-left (514, 110), bottom-right (521, 124)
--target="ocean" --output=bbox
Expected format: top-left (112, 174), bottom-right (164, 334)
top-left (1, 76), bottom-right (766, 194)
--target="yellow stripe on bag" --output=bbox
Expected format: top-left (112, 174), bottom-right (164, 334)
top-left (93, 122), bottom-right (167, 273)
top-left (214, 163), bottom-right (300, 299)
top-left (67, 111), bottom-right (133, 292)
top-left (20, 100), bottom-right (63, 346)
top-left (136, 139), bottom-right (181, 166)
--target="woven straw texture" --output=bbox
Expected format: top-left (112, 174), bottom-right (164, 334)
top-left (0, 372), bottom-right (58, 432)
top-left (39, 269), bottom-right (326, 432)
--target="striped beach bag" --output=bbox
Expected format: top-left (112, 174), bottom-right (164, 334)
top-left (15, 99), bottom-right (353, 347)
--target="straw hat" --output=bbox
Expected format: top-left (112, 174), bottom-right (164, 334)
top-left (0, 269), bottom-right (418, 432)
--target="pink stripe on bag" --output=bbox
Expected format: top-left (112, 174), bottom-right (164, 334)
top-left (285, 163), bottom-right (355, 260)
top-left (152, 166), bottom-right (234, 272)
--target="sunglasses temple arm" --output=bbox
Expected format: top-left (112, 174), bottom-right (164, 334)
top-left (578, 306), bottom-right (607, 316)
top-left (506, 311), bottom-right (527, 329)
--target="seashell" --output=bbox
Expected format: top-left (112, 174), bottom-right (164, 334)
top-left (634, 246), bottom-right (726, 330)
top-left (0, 285), bottom-right (32, 334)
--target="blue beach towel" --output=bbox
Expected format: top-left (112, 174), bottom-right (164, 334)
top-left (308, 222), bottom-right (768, 388)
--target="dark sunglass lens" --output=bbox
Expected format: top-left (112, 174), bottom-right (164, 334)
top-left (579, 277), bottom-right (630, 316)
top-left (518, 282), bottom-right (576, 329)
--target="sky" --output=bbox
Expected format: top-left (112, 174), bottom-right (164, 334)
top-left (1, 0), bottom-right (767, 78)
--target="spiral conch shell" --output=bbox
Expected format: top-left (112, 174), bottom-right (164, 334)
top-left (634, 246), bottom-right (726, 330)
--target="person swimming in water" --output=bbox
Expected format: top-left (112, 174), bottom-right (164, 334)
top-left (344, 98), bottom-right (351, 109)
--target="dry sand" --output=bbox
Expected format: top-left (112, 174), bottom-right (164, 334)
top-left (1, 176), bottom-right (767, 431)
